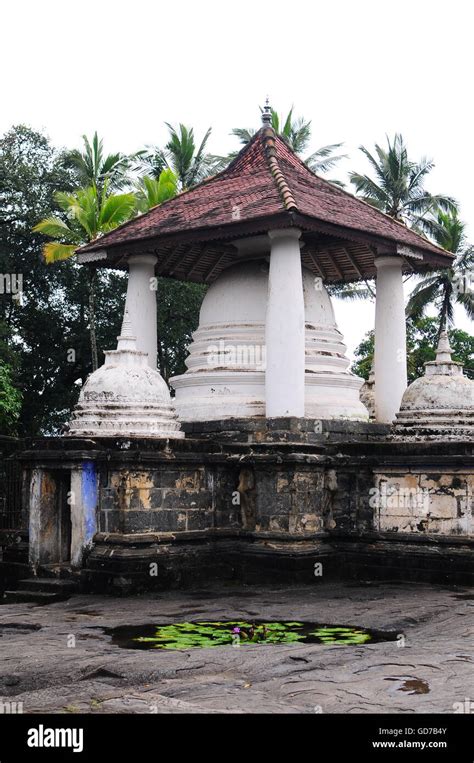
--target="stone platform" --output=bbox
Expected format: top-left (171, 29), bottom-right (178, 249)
top-left (13, 418), bottom-right (474, 592)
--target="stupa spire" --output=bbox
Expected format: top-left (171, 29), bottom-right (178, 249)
top-left (435, 329), bottom-right (453, 363)
top-left (116, 308), bottom-right (137, 352)
top-left (424, 329), bottom-right (462, 377)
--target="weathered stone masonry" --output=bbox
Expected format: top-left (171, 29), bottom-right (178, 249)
top-left (17, 419), bottom-right (474, 591)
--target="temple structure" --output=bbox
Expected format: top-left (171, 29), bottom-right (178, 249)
top-left (76, 103), bottom-right (454, 424)
top-left (4, 106), bottom-right (472, 597)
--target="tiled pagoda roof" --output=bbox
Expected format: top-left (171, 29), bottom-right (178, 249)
top-left (78, 126), bottom-right (453, 283)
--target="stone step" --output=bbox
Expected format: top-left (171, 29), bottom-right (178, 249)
top-left (0, 561), bottom-right (30, 576)
top-left (0, 562), bottom-right (31, 594)
top-left (1, 543), bottom-right (29, 560)
top-left (16, 578), bottom-right (79, 594)
top-left (2, 590), bottom-right (69, 605)
top-left (37, 564), bottom-right (75, 580)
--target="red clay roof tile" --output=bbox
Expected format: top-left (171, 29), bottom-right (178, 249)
top-left (79, 127), bottom-right (451, 261)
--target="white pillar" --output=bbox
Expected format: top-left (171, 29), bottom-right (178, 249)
top-left (125, 254), bottom-right (157, 368)
top-left (265, 228), bottom-right (305, 417)
top-left (374, 255), bottom-right (407, 423)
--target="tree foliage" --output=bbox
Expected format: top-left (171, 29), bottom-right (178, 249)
top-left (135, 170), bottom-right (178, 213)
top-left (352, 317), bottom-right (474, 383)
top-left (349, 133), bottom-right (457, 228)
top-left (0, 360), bottom-right (22, 434)
top-left (0, 126), bottom-right (126, 435)
top-left (34, 182), bottom-right (136, 263)
top-left (142, 124), bottom-right (214, 191)
top-left (406, 211), bottom-right (474, 334)
top-left (63, 131), bottom-right (137, 192)
top-left (214, 106), bottom-right (346, 179)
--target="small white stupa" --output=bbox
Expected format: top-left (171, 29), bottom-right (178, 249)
top-left (68, 311), bottom-right (183, 439)
top-left (392, 330), bottom-right (474, 439)
top-left (170, 261), bottom-right (367, 421)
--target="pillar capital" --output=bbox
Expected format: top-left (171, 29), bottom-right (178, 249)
top-left (268, 228), bottom-right (302, 242)
top-left (374, 254), bottom-right (404, 270)
top-left (127, 253), bottom-right (158, 268)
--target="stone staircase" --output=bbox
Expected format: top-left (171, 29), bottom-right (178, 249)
top-left (0, 531), bottom-right (30, 596)
top-left (2, 568), bottom-right (80, 604)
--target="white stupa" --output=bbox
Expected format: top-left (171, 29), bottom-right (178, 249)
top-left (392, 331), bottom-right (474, 439)
top-left (68, 311), bottom-right (183, 438)
top-left (170, 261), bottom-right (367, 421)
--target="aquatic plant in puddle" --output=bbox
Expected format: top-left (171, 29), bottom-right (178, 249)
top-left (122, 621), bottom-right (375, 650)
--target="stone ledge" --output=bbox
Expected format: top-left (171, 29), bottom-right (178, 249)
top-left (329, 530), bottom-right (474, 547)
top-left (181, 417), bottom-right (390, 443)
top-left (82, 531), bottom-right (474, 591)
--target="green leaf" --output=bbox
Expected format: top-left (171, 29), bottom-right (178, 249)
top-left (33, 217), bottom-right (76, 241)
top-left (43, 242), bottom-right (77, 263)
top-left (99, 193), bottom-right (136, 230)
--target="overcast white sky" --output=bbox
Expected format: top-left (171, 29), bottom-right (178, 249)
top-left (2, 0), bottom-right (472, 355)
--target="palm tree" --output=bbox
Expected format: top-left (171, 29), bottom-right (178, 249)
top-left (142, 124), bottom-right (214, 191)
top-left (64, 132), bottom-right (136, 192)
top-left (135, 169), bottom-right (178, 213)
top-left (349, 133), bottom-right (457, 228)
top-left (327, 281), bottom-right (375, 301)
top-left (33, 182), bottom-right (136, 369)
top-left (214, 106), bottom-right (346, 176)
top-left (406, 210), bottom-right (474, 336)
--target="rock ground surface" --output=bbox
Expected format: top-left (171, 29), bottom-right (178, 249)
top-left (0, 582), bottom-right (472, 714)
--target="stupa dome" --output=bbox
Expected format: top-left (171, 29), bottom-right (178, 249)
top-left (392, 331), bottom-right (474, 439)
top-left (170, 260), bottom-right (367, 421)
top-left (68, 312), bottom-right (183, 439)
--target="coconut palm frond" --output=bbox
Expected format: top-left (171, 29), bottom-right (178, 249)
top-left (305, 143), bottom-right (346, 173)
top-left (99, 192), bottom-right (136, 231)
top-left (231, 127), bottom-right (257, 145)
top-left (351, 134), bottom-right (455, 229)
top-left (135, 170), bottom-right (178, 212)
top-left (456, 290), bottom-right (474, 321)
top-left (327, 283), bottom-right (374, 300)
top-left (65, 131), bottom-right (132, 191)
top-left (406, 279), bottom-right (441, 321)
top-left (33, 217), bottom-right (78, 242)
top-left (42, 242), bottom-right (78, 264)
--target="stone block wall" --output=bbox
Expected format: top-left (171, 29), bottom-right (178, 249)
top-left (250, 466), bottom-right (325, 534)
top-left (373, 468), bottom-right (473, 535)
top-left (99, 466), bottom-right (215, 535)
top-left (12, 424), bottom-right (474, 590)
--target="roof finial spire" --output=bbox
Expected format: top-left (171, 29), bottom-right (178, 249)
top-left (261, 97), bottom-right (272, 126)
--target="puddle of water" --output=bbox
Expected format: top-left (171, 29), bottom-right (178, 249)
top-left (385, 677), bottom-right (430, 695)
top-left (399, 678), bottom-right (430, 695)
top-left (105, 620), bottom-right (399, 650)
